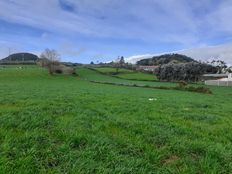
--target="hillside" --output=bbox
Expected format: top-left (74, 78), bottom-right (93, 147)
top-left (137, 54), bottom-right (196, 66)
top-left (1, 53), bottom-right (39, 62)
top-left (92, 67), bottom-right (157, 81)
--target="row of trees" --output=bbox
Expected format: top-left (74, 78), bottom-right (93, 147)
top-left (137, 54), bottom-right (195, 66)
top-left (114, 56), bottom-right (125, 74)
top-left (155, 62), bottom-right (218, 82)
top-left (206, 60), bottom-right (229, 73)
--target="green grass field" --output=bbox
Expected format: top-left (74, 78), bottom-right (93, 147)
top-left (79, 68), bottom-right (175, 87)
top-left (0, 65), bottom-right (232, 173)
top-left (93, 67), bottom-right (157, 81)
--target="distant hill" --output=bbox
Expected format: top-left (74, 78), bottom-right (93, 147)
top-left (137, 54), bottom-right (196, 66)
top-left (1, 53), bottom-right (39, 62)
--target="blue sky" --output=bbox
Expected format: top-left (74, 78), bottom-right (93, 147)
top-left (0, 0), bottom-right (232, 63)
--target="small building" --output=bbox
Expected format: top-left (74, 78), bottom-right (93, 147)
top-left (136, 66), bottom-right (158, 72)
top-left (202, 74), bottom-right (228, 81)
top-left (205, 73), bottom-right (232, 86)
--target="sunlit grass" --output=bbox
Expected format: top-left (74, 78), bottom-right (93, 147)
top-left (94, 67), bottom-right (157, 81)
top-left (0, 65), bottom-right (232, 173)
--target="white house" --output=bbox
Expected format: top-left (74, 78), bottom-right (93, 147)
top-left (218, 73), bottom-right (232, 81)
top-left (205, 73), bottom-right (232, 86)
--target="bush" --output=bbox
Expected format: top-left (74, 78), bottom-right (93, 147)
top-left (51, 65), bottom-right (75, 75)
top-left (178, 81), bottom-right (188, 88)
top-left (55, 69), bottom-right (63, 74)
top-left (187, 86), bottom-right (212, 94)
top-left (174, 85), bottom-right (212, 94)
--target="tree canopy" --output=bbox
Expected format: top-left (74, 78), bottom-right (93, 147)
top-left (155, 62), bottom-right (218, 82)
top-left (1, 53), bottom-right (38, 62)
top-left (137, 54), bottom-right (196, 66)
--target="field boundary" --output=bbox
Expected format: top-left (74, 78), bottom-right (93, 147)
top-left (87, 67), bottom-right (200, 85)
top-left (205, 80), bottom-right (232, 87)
top-left (89, 80), bottom-right (212, 94)
top-left (87, 67), bottom-right (165, 82)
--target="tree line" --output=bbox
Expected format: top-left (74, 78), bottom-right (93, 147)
top-left (137, 54), bottom-right (195, 66)
top-left (154, 62), bottom-right (218, 82)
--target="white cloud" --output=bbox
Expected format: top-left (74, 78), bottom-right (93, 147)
top-left (126, 42), bottom-right (232, 66)
top-left (0, 0), bottom-right (231, 44)
top-left (0, 40), bottom-right (23, 58)
top-left (179, 43), bottom-right (232, 65)
top-left (0, 0), bottom-right (222, 44)
top-left (1, 0), bottom-right (232, 62)
top-left (58, 42), bottom-right (87, 57)
top-left (0, 0), bottom-right (95, 36)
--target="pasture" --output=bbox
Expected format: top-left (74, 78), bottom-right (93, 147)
top-left (0, 65), bottom-right (232, 173)
top-left (93, 67), bottom-right (157, 81)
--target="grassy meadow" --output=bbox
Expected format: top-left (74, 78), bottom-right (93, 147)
top-left (79, 68), bottom-right (176, 87)
top-left (93, 67), bottom-right (157, 81)
top-left (0, 65), bottom-right (232, 173)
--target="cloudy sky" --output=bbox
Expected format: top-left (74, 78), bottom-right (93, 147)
top-left (0, 0), bottom-right (232, 64)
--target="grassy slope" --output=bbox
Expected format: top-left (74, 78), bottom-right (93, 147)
top-left (79, 68), bottom-right (176, 87)
top-left (94, 67), bottom-right (157, 81)
top-left (0, 66), bottom-right (232, 173)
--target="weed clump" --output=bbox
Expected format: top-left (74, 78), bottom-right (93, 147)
top-left (184, 86), bottom-right (212, 94)
top-left (178, 81), bottom-right (188, 88)
top-left (69, 136), bottom-right (88, 149)
top-left (174, 82), bottom-right (212, 94)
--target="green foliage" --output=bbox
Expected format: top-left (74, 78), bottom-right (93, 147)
top-left (0, 65), bottom-right (232, 173)
top-left (137, 53), bottom-right (195, 66)
top-left (185, 86), bottom-right (212, 94)
top-left (178, 81), bottom-right (188, 88)
top-left (1, 53), bottom-right (38, 62)
top-left (155, 62), bottom-right (217, 82)
top-left (174, 84), bottom-right (212, 94)
top-left (209, 60), bottom-right (228, 73)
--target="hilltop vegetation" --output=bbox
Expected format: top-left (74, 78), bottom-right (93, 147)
top-left (137, 53), bottom-right (196, 66)
top-left (1, 53), bottom-right (38, 62)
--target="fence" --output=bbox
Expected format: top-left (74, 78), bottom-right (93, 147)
top-left (0, 61), bottom-right (36, 65)
top-left (205, 80), bottom-right (232, 86)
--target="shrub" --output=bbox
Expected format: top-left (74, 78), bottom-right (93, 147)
top-left (178, 81), bottom-right (188, 88)
top-left (55, 69), bottom-right (63, 74)
top-left (187, 86), bottom-right (212, 94)
top-left (69, 136), bottom-right (88, 149)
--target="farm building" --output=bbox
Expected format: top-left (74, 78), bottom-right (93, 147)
top-left (136, 66), bottom-right (158, 72)
top-left (202, 74), bottom-right (228, 81)
top-left (205, 73), bottom-right (232, 86)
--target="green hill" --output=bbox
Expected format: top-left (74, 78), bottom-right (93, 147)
top-left (137, 53), bottom-right (196, 66)
top-left (1, 53), bottom-right (39, 62)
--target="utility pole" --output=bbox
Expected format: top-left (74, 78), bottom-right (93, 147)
top-left (9, 48), bottom-right (11, 62)
top-left (22, 53), bottom-right (25, 62)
